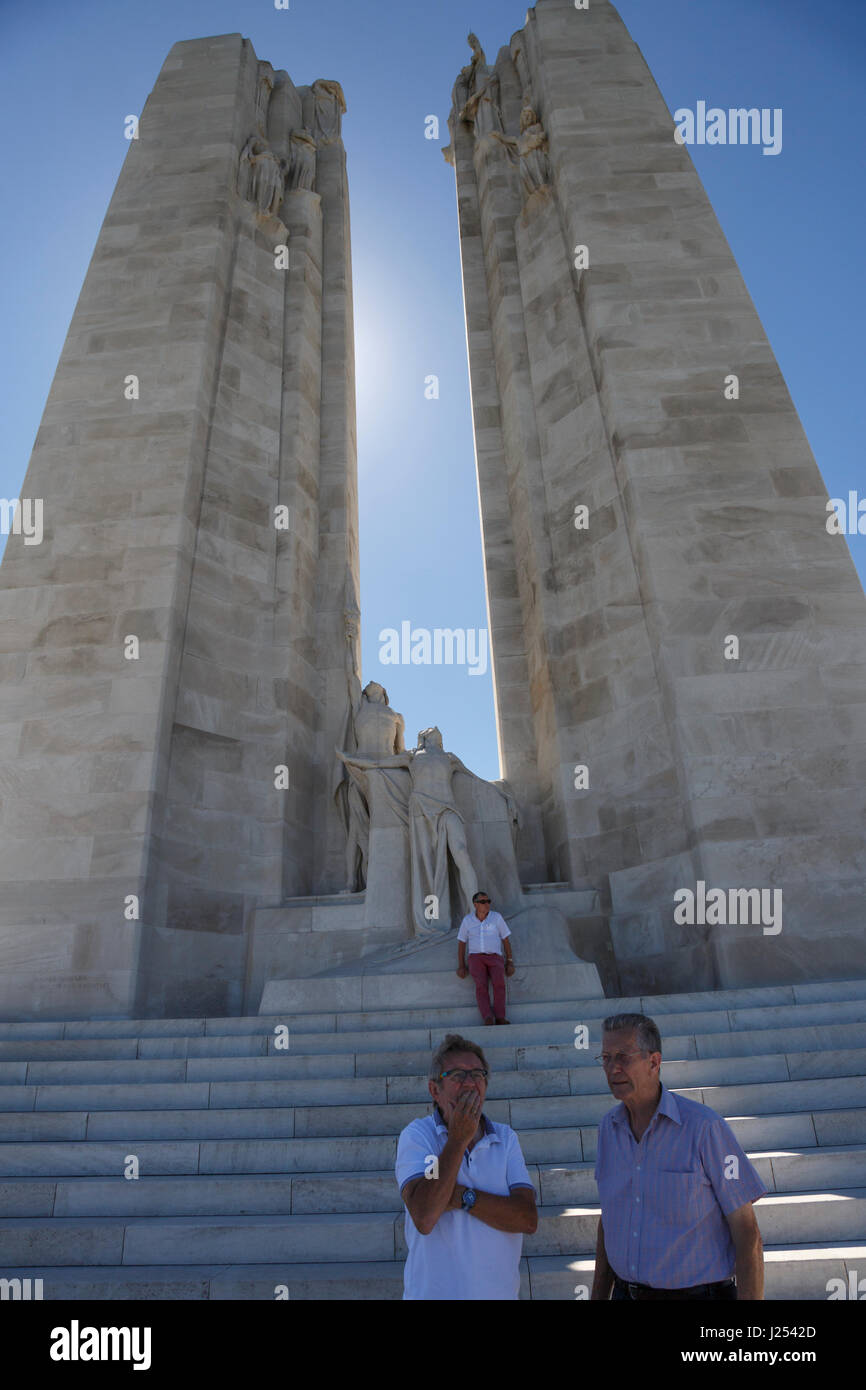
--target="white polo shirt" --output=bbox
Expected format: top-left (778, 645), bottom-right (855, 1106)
top-left (457, 910), bottom-right (511, 957)
top-left (396, 1108), bottom-right (535, 1300)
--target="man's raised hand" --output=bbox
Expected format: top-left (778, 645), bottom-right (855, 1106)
top-left (448, 1090), bottom-right (482, 1147)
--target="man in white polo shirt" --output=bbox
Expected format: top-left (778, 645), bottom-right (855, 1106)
top-left (457, 890), bottom-right (515, 1025)
top-left (396, 1033), bottom-right (537, 1300)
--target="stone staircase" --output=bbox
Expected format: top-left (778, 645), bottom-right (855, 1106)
top-left (2, 975), bottom-right (866, 1299)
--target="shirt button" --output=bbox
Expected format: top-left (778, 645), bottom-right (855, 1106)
top-left (635, 1196), bottom-right (640, 1202)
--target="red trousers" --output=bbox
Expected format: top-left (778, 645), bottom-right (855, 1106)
top-left (468, 952), bottom-right (506, 1021)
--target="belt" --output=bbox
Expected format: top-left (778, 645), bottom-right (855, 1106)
top-left (613, 1274), bottom-right (735, 1301)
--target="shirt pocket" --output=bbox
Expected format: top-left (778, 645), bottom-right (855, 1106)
top-left (646, 1169), bottom-right (706, 1226)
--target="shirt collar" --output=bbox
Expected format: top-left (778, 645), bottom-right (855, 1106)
top-left (611, 1081), bottom-right (679, 1128)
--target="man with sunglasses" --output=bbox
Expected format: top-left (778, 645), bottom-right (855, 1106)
top-left (396, 1033), bottom-right (537, 1299)
top-left (457, 891), bottom-right (515, 1024)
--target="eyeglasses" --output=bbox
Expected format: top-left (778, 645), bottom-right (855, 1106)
top-left (595, 1051), bottom-right (646, 1069)
top-left (438, 1068), bottom-right (488, 1083)
top-left (475, 899), bottom-right (490, 905)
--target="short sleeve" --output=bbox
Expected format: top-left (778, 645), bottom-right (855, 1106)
top-left (593, 1114), bottom-right (606, 1184)
top-left (498, 915), bottom-right (511, 939)
top-left (505, 1128), bottom-right (535, 1192)
top-left (699, 1115), bottom-right (766, 1216)
top-left (396, 1119), bottom-right (439, 1194)
top-left (457, 918), bottom-right (469, 942)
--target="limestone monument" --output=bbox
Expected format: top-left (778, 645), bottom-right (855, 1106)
top-left (443, 0), bottom-right (866, 993)
top-left (0, 36), bottom-right (360, 1018)
top-left (2, 3), bottom-right (865, 1021)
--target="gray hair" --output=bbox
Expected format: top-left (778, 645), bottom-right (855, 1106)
top-left (602, 1013), bottom-right (662, 1057)
top-left (429, 1033), bottom-right (488, 1081)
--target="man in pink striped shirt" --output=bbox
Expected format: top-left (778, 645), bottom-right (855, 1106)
top-left (590, 1012), bottom-right (766, 1300)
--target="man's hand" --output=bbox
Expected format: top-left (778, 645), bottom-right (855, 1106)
top-left (505, 961), bottom-right (515, 977)
top-left (456, 966), bottom-right (468, 978)
top-left (448, 1090), bottom-right (482, 1148)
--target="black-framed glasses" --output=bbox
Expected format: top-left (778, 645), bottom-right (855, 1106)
top-left (475, 898), bottom-right (491, 904)
top-left (438, 1068), bottom-right (488, 1083)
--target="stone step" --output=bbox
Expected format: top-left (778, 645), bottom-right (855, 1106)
top-left (526, 1245), bottom-right (866, 1301)
top-left (3, 1070), bottom-right (865, 1126)
top-left (1, 1023), bottom-right (866, 1073)
top-left (257, 962), bottom-right (605, 1014)
top-left (4, 1243), bottom-right (861, 1299)
top-left (3, 1189), bottom-right (865, 1266)
top-left (4, 1092), bottom-right (866, 1156)
top-left (3, 1034), bottom-right (866, 1089)
top-left (3, 1145), bottom-right (864, 1218)
top-left (0, 978), bottom-right (863, 1042)
top-left (4, 1045), bottom-right (864, 1094)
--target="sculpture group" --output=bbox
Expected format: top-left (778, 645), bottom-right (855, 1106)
top-left (334, 614), bottom-right (520, 937)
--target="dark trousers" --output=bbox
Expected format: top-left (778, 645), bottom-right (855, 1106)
top-left (612, 1275), bottom-right (736, 1301)
top-left (468, 952), bottom-right (506, 1021)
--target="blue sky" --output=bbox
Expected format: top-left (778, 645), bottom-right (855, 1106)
top-left (1, 0), bottom-right (863, 782)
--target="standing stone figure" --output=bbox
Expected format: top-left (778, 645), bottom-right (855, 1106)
top-left (338, 727), bottom-right (484, 936)
top-left (310, 79), bottom-right (346, 145)
top-left (286, 128), bottom-right (317, 191)
top-left (460, 73), bottom-right (504, 139)
top-left (255, 69), bottom-right (274, 135)
top-left (334, 610), bottom-right (406, 892)
top-left (249, 145), bottom-right (285, 217)
top-left (516, 106), bottom-right (550, 196)
top-left (454, 33), bottom-right (487, 114)
top-left (237, 136), bottom-right (266, 202)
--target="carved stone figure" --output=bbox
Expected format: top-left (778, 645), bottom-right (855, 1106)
top-left (334, 609), bottom-right (406, 892)
top-left (517, 105), bottom-right (550, 195)
top-left (462, 71), bottom-right (504, 139)
top-left (454, 32), bottom-right (488, 114)
top-left (310, 79), bottom-right (346, 145)
top-left (237, 136), bottom-right (265, 202)
top-left (255, 67), bottom-right (274, 135)
top-left (249, 145), bottom-right (285, 217)
top-left (286, 128), bottom-right (317, 191)
top-left (338, 726), bottom-right (519, 936)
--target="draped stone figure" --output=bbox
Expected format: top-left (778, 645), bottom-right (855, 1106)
top-left (310, 79), bottom-right (346, 145)
top-left (461, 70), bottom-right (504, 140)
top-left (516, 106), bottom-right (551, 196)
top-left (337, 726), bottom-right (519, 937)
top-left (249, 145), bottom-right (285, 217)
top-left (334, 610), bottom-right (406, 893)
top-left (454, 31), bottom-right (487, 110)
top-left (255, 68), bottom-right (274, 135)
top-left (237, 136), bottom-right (266, 203)
top-left (286, 128), bottom-right (317, 191)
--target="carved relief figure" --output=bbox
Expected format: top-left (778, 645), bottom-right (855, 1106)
top-left (334, 608), bottom-right (406, 892)
top-left (249, 145), bottom-right (285, 216)
top-left (517, 105), bottom-right (550, 195)
top-left (286, 128), bottom-right (317, 191)
top-left (310, 79), bottom-right (346, 145)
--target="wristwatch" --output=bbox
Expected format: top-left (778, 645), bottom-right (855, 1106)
top-left (461, 1187), bottom-right (477, 1212)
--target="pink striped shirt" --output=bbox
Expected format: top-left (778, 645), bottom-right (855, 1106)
top-left (594, 1084), bottom-right (766, 1289)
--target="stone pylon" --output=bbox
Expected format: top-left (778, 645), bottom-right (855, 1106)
top-left (0, 36), bottom-right (359, 1017)
top-left (444, 0), bottom-right (866, 991)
